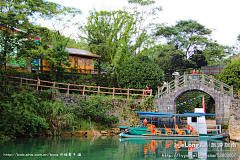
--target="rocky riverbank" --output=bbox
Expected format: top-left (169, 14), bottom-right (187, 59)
top-left (60, 128), bottom-right (122, 137)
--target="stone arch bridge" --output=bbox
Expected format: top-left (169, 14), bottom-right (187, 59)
top-left (155, 73), bottom-right (234, 124)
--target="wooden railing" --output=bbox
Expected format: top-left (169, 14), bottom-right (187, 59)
top-left (5, 76), bottom-right (152, 99)
top-left (201, 67), bottom-right (224, 75)
top-left (158, 73), bottom-right (234, 98)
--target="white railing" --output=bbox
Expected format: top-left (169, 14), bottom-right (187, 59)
top-left (207, 125), bottom-right (222, 134)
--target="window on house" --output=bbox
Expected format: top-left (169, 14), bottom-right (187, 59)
top-left (69, 57), bottom-right (72, 62)
top-left (74, 58), bottom-right (78, 66)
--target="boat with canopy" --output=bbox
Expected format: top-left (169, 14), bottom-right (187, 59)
top-left (118, 108), bottom-right (228, 140)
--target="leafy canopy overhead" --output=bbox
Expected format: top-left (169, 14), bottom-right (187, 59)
top-left (156, 19), bottom-right (212, 59)
top-left (79, 10), bottom-right (138, 67)
top-left (154, 19), bottom-right (232, 67)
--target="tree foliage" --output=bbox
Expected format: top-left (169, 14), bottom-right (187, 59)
top-left (155, 19), bottom-right (232, 68)
top-left (0, 0), bottom-right (81, 72)
top-left (118, 55), bottom-right (164, 92)
top-left (188, 49), bottom-right (208, 69)
top-left (218, 58), bottom-right (240, 91)
top-left (156, 20), bottom-right (212, 59)
top-left (0, 87), bottom-right (119, 138)
top-left (141, 44), bottom-right (186, 73)
top-left (79, 10), bottom-right (138, 69)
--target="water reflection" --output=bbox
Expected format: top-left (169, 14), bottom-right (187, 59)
top-left (0, 137), bottom-right (239, 160)
top-left (119, 138), bottom-right (239, 159)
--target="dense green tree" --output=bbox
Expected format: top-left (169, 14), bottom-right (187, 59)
top-left (141, 44), bottom-right (187, 74)
top-left (48, 41), bottom-right (71, 81)
top-left (203, 42), bottom-right (232, 66)
top-left (188, 49), bottom-right (207, 69)
top-left (79, 10), bottom-right (137, 71)
top-left (0, 91), bottom-right (49, 137)
top-left (118, 55), bottom-right (164, 93)
top-left (156, 20), bottom-right (212, 59)
top-left (218, 58), bottom-right (240, 91)
top-left (155, 19), bottom-right (232, 68)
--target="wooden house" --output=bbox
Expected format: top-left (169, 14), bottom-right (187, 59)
top-left (43, 45), bottom-right (101, 73)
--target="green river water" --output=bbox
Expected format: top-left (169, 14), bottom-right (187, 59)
top-left (1, 136), bottom-right (240, 160)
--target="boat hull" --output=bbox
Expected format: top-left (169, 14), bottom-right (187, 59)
top-left (122, 127), bottom-right (225, 140)
top-left (199, 134), bottom-right (224, 140)
top-left (118, 133), bottom-right (199, 140)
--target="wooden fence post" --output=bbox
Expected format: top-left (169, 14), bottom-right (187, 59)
top-left (142, 90), bottom-right (145, 99)
top-left (150, 89), bottom-right (152, 96)
top-left (82, 85), bottom-right (85, 95)
top-left (67, 83), bottom-right (70, 94)
top-left (127, 88), bottom-right (129, 99)
top-left (36, 78), bottom-right (39, 90)
top-left (20, 77), bottom-right (22, 87)
top-left (113, 87), bottom-right (115, 98)
top-left (98, 86), bottom-right (100, 95)
top-left (53, 82), bottom-right (55, 88)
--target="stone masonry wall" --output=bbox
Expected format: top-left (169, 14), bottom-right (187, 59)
top-left (56, 93), bottom-right (143, 127)
top-left (229, 100), bottom-right (240, 141)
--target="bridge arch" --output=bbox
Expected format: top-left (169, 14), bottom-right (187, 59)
top-left (156, 82), bottom-right (232, 125)
top-left (173, 89), bottom-right (215, 113)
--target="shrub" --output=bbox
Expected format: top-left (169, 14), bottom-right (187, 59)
top-left (218, 58), bottom-right (240, 91)
top-left (118, 55), bottom-right (164, 94)
top-left (221, 123), bottom-right (228, 130)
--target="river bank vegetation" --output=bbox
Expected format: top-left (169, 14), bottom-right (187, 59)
top-left (0, 84), bottom-right (154, 139)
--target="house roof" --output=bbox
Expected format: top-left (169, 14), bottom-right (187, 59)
top-left (48, 45), bottom-right (101, 58)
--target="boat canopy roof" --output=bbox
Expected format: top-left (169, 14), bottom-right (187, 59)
top-left (135, 111), bottom-right (215, 118)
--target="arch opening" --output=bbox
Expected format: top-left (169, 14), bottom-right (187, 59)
top-left (175, 90), bottom-right (215, 119)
